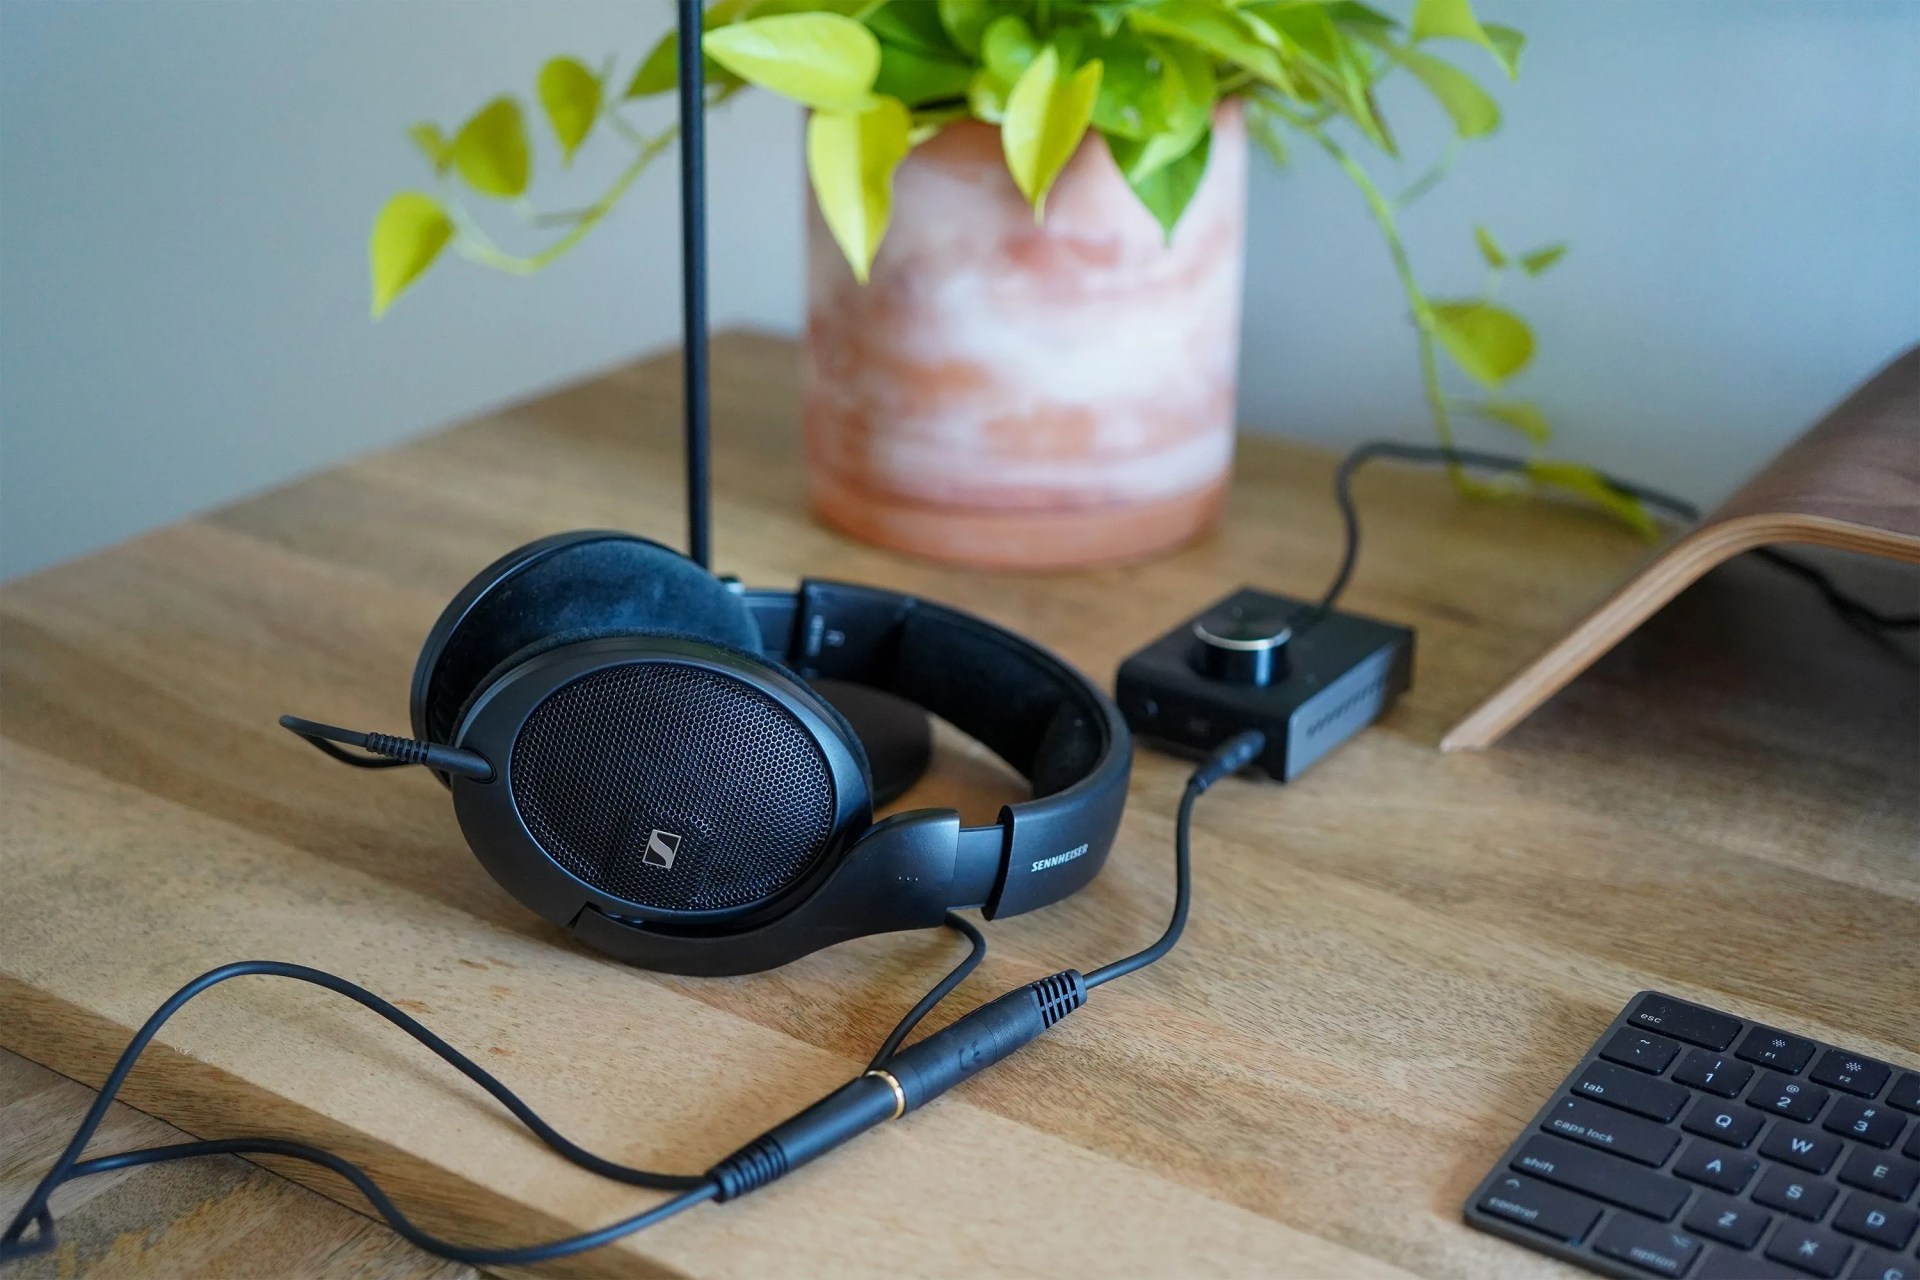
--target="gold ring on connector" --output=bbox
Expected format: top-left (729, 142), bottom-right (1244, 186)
top-left (864, 1069), bottom-right (905, 1120)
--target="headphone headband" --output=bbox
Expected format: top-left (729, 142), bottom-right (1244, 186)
top-left (740, 580), bottom-right (1133, 921)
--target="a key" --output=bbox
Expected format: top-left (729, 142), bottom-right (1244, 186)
top-left (1674, 1048), bottom-right (1754, 1098)
top-left (1474, 1172), bottom-right (1601, 1243)
top-left (1764, 1223), bottom-right (1854, 1279)
top-left (1754, 1164), bottom-right (1839, 1220)
top-left (1825, 1096), bottom-right (1909, 1149)
top-left (1591, 1213), bottom-right (1701, 1278)
top-left (1750, 1069), bottom-right (1832, 1123)
top-left (1542, 1095), bottom-right (1680, 1166)
top-left (1573, 1061), bottom-right (1690, 1123)
top-left (1681, 1095), bottom-right (1765, 1148)
top-left (1833, 1193), bottom-right (1918, 1251)
top-left (1602, 1027), bottom-right (1682, 1074)
top-left (1739, 1026), bottom-right (1819, 1074)
top-left (1838, 1148), bottom-right (1920, 1203)
top-left (1812, 1051), bottom-right (1894, 1099)
top-left (1684, 1190), bottom-right (1773, 1249)
top-left (1762, 1121), bottom-right (1845, 1174)
top-left (1510, 1134), bottom-right (1689, 1220)
top-left (1674, 1138), bottom-right (1760, 1193)
top-left (1628, 993), bottom-right (1742, 1050)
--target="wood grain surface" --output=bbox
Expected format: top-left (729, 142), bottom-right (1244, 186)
top-left (2, 333), bottom-right (1915, 1279)
top-left (1444, 343), bottom-right (1920, 750)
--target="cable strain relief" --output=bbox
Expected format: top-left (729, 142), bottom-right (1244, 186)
top-left (1031, 969), bottom-right (1088, 1028)
top-left (708, 1135), bottom-right (789, 1202)
top-left (362, 733), bottom-right (431, 766)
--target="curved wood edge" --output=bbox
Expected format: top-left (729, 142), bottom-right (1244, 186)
top-left (1440, 513), bottom-right (1920, 752)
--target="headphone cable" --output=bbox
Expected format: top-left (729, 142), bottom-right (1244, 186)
top-left (0, 734), bottom-right (1258, 1268)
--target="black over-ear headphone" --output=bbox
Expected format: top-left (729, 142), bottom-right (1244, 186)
top-left (355, 528), bottom-right (1132, 975)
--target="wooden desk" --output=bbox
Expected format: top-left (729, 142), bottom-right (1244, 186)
top-left (3, 334), bottom-right (1915, 1278)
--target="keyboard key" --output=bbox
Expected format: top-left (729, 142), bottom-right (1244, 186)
top-left (1887, 1072), bottom-right (1920, 1115)
top-left (1847, 1247), bottom-right (1919, 1280)
top-left (1683, 1094), bottom-right (1766, 1148)
top-left (1907, 1124), bottom-right (1920, 1160)
top-left (1813, 1051), bottom-right (1894, 1099)
top-left (1765, 1222), bottom-right (1854, 1278)
top-left (1592, 1213), bottom-right (1702, 1278)
top-left (1475, 1172), bottom-right (1602, 1242)
top-left (1543, 1095), bottom-right (1681, 1166)
top-left (1511, 1134), bottom-right (1690, 1220)
top-left (1754, 1164), bottom-right (1839, 1220)
top-left (1839, 1147), bottom-right (1920, 1202)
top-left (1629, 993), bottom-right (1742, 1049)
top-left (1826, 1097), bottom-right (1910, 1149)
top-left (1675, 1137), bottom-right (1761, 1192)
top-left (1740, 1025), bottom-right (1820, 1074)
top-left (1574, 1061), bottom-right (1690, 1122)
top-left (1834, 1193), bottom-right (1919, 1250)
top-left (1752, 1069), bottom-right (1833, 1123)
top-left (1675, 1048), bottom-right (1755, 1098)
top-left (1699, 1246), bottom-right (1802, 1279)
top-left (1602, 1027), bottom-right (1682, 1074)
top-left (1685, 1190), bottom-right (1773, 1248)
top-left (1763, 1121), bottom-right (1846, 1174)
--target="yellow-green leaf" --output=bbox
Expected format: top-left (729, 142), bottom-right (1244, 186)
top-left (967, 67), bottom-right (1010, 123)
top-left (1399, 48), bottom-right (1499, 138)
top-left (1483, 22), bottom-right (1525, 77)
top-left (1430, 300), bottom-right (1533, 386)
top-left (1474, 224), bottom-right (1506, 269)
top-left (369, 191), bottom-right (453, 317)
top-left (1526, 461), bottom-right (1659, 539)
top-left (453, 97), bottom-right (530, 198)
top-left (807, 95), bottom-right (912, 283)
top-left (1128, 0), bottom-right (1292, 92)
top-left (703, 13), bottom-right (879, 111)
top-left (981, 14), bottom-right (1040, 86)
top-left (538, 57), bottom-right (601, 165)
top-left (873, 41), bottom-right (974, 106)
top-left (1520, 241), bottom-right (1568, 275)
top-left (1410, 0), bottom-right (1514, 78)
top-left (407, 122), bottom-right (453, 175)
top-left (627, 32), bottom-right (680, 97)
top-left (1002, 47), bottom-right (1103, 216)
top-left (1476, 398), bottom-right (1550, 444)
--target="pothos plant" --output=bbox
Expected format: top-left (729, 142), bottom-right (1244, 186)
top-left (370, 0), bottom-right (1651, 529)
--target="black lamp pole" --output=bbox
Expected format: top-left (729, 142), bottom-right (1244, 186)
top-left (676, 0), bottom-right (712, 568)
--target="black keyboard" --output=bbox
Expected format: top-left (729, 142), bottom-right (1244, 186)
top-left (1465, 991), bottom-right (1920, 1280)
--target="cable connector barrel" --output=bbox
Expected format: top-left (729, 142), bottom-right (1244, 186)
top-left (279, 715), bottom-right (493, 781)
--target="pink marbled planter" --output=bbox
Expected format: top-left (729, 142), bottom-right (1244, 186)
top-left (802, 105), bottom-right (1248, 570)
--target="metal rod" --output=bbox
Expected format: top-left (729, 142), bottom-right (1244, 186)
top-left (676, 0), bottom-right (712, 568)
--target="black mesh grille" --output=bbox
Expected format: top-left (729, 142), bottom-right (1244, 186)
top-left (510, 663), bottom-right (835, 913)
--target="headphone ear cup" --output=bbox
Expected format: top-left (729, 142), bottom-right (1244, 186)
top-left (412, 532), bottom-right (760, 745)
top-left (452, 626), bottom-right (873, 789)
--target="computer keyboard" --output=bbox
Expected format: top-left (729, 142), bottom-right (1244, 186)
top-left (1465, 991), bottom-right (1919, 1279)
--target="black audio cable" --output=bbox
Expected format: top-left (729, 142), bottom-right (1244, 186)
top-left (1314, 441), bottom-right (1919, 654)
top-left (0, 732), bottom-right (1265, 1268)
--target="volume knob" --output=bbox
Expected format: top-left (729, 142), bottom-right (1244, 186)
top-left (1192, 613), bottom-right (1292, 687)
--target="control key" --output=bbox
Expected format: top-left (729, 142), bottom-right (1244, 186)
top-left (1475, 1172), bottom-right (1601, 1243)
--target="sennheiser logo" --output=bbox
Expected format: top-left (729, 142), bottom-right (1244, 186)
top-left (642, 829), bottom-right (682, 869)
top-left (1030, 843), bottom-right (1089, 874)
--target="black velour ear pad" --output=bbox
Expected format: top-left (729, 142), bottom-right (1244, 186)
top-left (454, 626), bottom-right (873, 788)
top-left (416, 534), bottom-right (761, 746)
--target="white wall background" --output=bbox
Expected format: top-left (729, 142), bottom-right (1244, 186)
top-left (3, 0), bottom-right (1916, 580)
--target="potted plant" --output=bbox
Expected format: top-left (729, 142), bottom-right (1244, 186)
top-left (372, 0), bottom-right (1647, 569)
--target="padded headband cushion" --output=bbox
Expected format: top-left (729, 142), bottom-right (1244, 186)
top-left (454, 626), bottom-right (873, 787)
top-left (419, 535), bottom-right (762, 745)
top-left (884, 607), bottom-right (1106, 799)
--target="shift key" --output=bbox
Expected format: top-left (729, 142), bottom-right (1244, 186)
top-left (1513, 1133), bottom-right (1690, 1220)
top-left (1574, 1060), bottom-right (1690, 1122)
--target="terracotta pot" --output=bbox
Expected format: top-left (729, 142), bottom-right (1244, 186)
top-left (802, 104), bottom-right (1248, 570)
